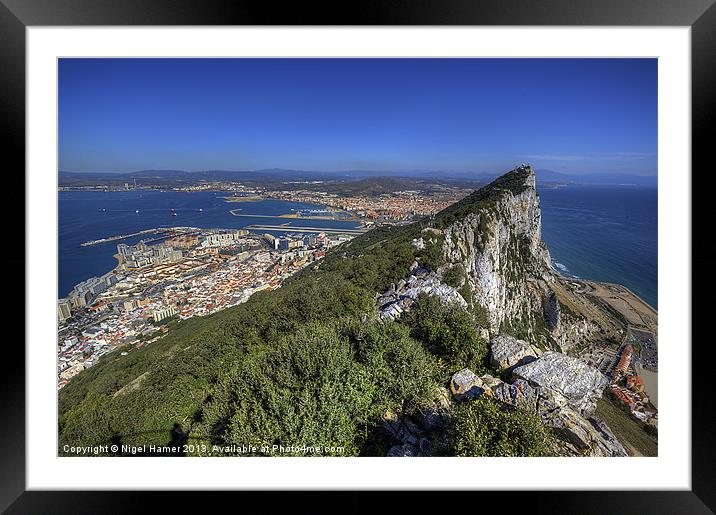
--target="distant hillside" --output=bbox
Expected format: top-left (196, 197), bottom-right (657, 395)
top-left (59, 167), bottom-right (656, 189)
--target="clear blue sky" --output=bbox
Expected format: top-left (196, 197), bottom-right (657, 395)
top-left (58, 58), bottom-right (657, 176)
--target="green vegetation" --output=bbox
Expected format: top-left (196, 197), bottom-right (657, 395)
top-left (401, 293), bottom-right (488, 375)
top-left (58, 167), bottom-right (558, 457)
top-left (442, 264), bottom-right (465, 288)
top-left (448, 396), bottom-right (554, 457)
top-left (418, 232), bottom-right (446, 270)
top-left (595, 392), bottom-right (657, 457)
top-left (195, 320), bottom-right (437, 456)
top-left (434, 166), bottom-right (532, 230)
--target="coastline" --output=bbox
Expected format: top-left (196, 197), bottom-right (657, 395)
top-left (553, 268), bottom-right (658, 408)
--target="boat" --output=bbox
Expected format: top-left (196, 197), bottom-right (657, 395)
top-left (135, 210), bottom-right (140, 214)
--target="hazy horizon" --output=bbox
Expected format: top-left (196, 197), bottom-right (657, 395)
top-left (59, 58), bottom-right (657, 177)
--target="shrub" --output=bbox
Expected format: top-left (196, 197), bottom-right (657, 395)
top-left (195, 319), bottom-right (438, 456)
top-left (442, 264), bottom-right (465, 288)
top-left (449, 397), bottom-right (553, 457)
top-left (402, 293), bottom-right (487, 374)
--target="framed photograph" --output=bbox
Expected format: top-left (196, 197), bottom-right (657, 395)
top-left (3, 0), bottom-right (712, 511)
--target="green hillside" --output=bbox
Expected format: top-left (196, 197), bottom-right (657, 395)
top-left (58, 167), bottom-right (552, 457)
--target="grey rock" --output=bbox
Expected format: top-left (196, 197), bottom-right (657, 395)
top-left (377, 270), bottom-right (467, 320)
top-left (490, 334), bottom-right (537, 370)
top-left (382, 410), bottom-right (419, 447)
top-left (411, 238), bottom-right (425, 251)
top-left (538, 393), bottom-right (627, 457)
top-left (542, 290), bottom-right (561, 331)
top-left (493, 378), bottom-right (538, 410)
top-left (450, 368), bottom-right (485, 401)
top-left (513, 351), bottom-right (607, 414)
top-left (479, 374), bottom-right (503, 389)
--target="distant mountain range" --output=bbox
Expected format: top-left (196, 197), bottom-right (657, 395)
top-left (58, 168), bottom-right (657, 188)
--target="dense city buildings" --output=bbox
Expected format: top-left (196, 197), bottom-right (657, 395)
top-left (57, 225), bottom-right (352, 389)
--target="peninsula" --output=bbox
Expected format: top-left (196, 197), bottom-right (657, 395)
top-left (58, 166), bottom-right (657, 458)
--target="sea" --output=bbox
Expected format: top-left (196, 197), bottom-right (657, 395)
top-left (58, 185), bottom-right (658, 309)
top-left (538, 185), bottom-right (657, 309)
top-left (58, 190), bottom-right (360, 298)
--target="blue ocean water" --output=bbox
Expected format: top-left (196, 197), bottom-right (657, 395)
top-left (538, 185), bottom-right (657, 309)
top-left (59, 186), bottom-right (658, 309)
top-left (58, 190), bottom-right (359, 297)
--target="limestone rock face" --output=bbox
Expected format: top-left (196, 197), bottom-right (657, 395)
top-left (513, 351), bottom-right (608, 414)
top-left (440, 166), bottom-right (558, 346)
top-left (376, 268), bottom-right (466, 321)
top-left (537, 392), bottom-right (628, 457)
top-left (436, 165), bottom-right (614, 352)
top-left (449, 368), bottom-right (486, 401)
top-left (490, 334), bottom-right (537, 370)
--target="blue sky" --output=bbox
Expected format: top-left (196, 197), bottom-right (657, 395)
top-left (58, 58), bottom-right (657, 176)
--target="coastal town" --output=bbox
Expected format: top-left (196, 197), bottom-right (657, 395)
top-left (57, 227), bottom-right (351, 389)
top-left (57, 180), bottom-right (474, 390)
top-left (574, 280), bottom-right (659, 430)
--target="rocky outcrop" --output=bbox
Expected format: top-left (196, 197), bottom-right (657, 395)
top-left (537, 391), bottom-right (628, 457)
top-left (385, 358), bottom-right (625, 457)
top-left (482, 359), bottom-right (626, 457)
top-left (493, 378), bottom-right (539, 410)
top-left (379, 166), bottom-right (632, 457)
top-left (513, 351), bottom-right (608, 415)
top-left (439, 166), bottom-right (560, 347)
top-left (376, 268), bottom-right (466, 320)
top-left (384, 387), bottom-right (453, 457)
top-left (449, 368), bottom-right (486, 401)
top-left (434, 165), bottom-right (620, 353)
top-left (542, 290), bottom-right (561, 332)
top-left (489, 334), bottom-right (538, 370)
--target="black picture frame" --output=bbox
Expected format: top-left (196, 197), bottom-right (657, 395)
top-left (2, 0), bottom-right (711, 512)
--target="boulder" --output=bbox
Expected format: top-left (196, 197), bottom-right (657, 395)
top-left (537, 392), bottom-right (627, 457)
top-left (479, 374), bottom-right (503, 389)
top-left (513, 351), bottom-right (608, 414)
top-left (411, 238), bottom-right (425, 251)
top-left (493, 378), bottom-right (538, 410)
top-left (450, 368), bottom-right (486, 401)
top-left (490, 334), bottom-right (537, 370)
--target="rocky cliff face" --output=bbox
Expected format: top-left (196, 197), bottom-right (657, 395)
top-left (436, 166), bottom-right (558, 347)
top-left (433, 165), bottom-right (604, 352)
